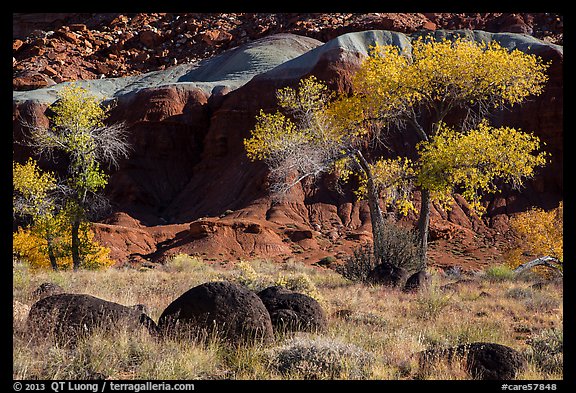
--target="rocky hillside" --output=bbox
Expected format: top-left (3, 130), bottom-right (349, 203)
top-left (13, 13), bottom-right (562, 90)
top-left (12, 14), bottom-right (563, 271)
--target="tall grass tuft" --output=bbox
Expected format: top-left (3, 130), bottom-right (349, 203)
top-left (484, 264), bottom-right (515, 282)
top-left (527, 328), bottom-right (563, 375)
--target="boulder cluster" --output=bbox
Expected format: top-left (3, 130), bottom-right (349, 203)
top-left (19, 279), bottom-right (528, 379)
top-left (367, 263), bottom-right (432, 293)
top-left (24, 280), bottom-right (327, 345)
top-left (13, 12), bottom-right (563, 91)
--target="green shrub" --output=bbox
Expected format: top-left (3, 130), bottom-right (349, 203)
top-left (232, 260), bottom-right (271, 291)
top-left (484, 264), bottom-right (515, 282)
top-left (505, 287), bottom-right (534, 299)
top-left (274, 273), bottom-right (325, 304)
top-left (374, 219), bottom-right (422, 272)
top-left (231, 260), bottom-right (325, 305)
top-left (414, 289), bottom-right (453, 320)
top-left (164, 254), bottom-right (210, 273)
top-left (528, 328), bottom-right (563, 374)
top-left (318, 256), bottom-right (337, 265)
top-left (337, 219), bottom-right (421, 283)
top-left (524, 292), bottom-right (561, 312)
top-left (336, 244), bottom-right (376, 283)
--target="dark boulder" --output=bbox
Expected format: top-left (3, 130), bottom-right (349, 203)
top-left (418, 342), bottom-right (526, 380)
top-left (269, 309), bottom-right (301, 331)
top-left (403, 270), bottom-right (431, 293)
top-left (257, 286), bottom-right (328, 332)
top-left (464, 342), bottom-right (527, 380)
top-left (158, 281), bottom-right (273, 344)
top-left (27, 293), bottom-right (158, 343)
top-left (367, 262), bottom-right (408, 288)
top-left (32, 282), bottom-right (64, 299)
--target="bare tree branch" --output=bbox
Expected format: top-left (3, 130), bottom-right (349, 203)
top-left (90, 121), bottom-right (132, 169)
top-left (513, 256), bottom-right (563, 276)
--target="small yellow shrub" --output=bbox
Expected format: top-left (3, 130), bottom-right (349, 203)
top-left (274, 273), bottom-right (325, 304)
top-left (13, 225), bottom-right (114, 271)
top-left (232, 260), bottom-right (325, 306)
top-left (234, 260), bottom-right (262, 290)
top-left (506, 202), bottom-right (563, 277)
top-left (13, 228), bottom-right (50, 269)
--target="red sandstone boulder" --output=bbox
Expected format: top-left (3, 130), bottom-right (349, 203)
top-left (199, 29), bottom-right (233, 46)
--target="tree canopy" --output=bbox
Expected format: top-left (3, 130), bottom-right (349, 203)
top-left (245, 34), bottom-right (550, 269)
top-left (17, 84), bottom-right (130, 270)
top-left (350, 36), bottom-right (549, 136)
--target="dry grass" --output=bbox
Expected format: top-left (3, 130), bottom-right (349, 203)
top-left (13, 256), bottom-right (563, 380)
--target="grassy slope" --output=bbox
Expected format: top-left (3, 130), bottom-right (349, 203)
top-left (13, 256), bottom-right (563, 380)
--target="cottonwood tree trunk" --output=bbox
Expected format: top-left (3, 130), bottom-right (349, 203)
top-left (355, 150), bottom-right (386, 264)
top-left (71, 218), bottom-right (81, 271)
top-left (411, 118), bottom-right (434, 270)
top-left (46, 238), bottom-right (58, 271)
top-left (416, 189), bottom-right (431, 269)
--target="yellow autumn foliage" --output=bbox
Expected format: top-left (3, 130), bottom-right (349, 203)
top-left (416, 121), bottom-right (548, 215)
top-left (13, 158), bottom-right (57, 218)
top-left (244, 110), bottom-right (309, 161)
top-left (13, 223), bottom-right (114, 271)
top-left (276, 75), bottom-right (334, 116)
top-left (356, 157), bottom-right (417, 216)
top-left (508, 202), bottom-right (563, 266)
top-left (50, 83), bottom-right (107, 132)
top-left (245, 76), bottom-right (346, 163)
top-left (243, 35), bottom-right (551, 264)
top-left (13, 158), bottom-right (56, 199)
top-left (353, 36), bottom-right (549, 119)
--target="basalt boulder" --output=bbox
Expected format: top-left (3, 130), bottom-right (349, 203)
top-left (418, 342), bottom-right (527, 380)
top-left (27, 293), bottom-right (158, 343)
top-left (403, 270), bottom-right (432, 293)
top-left (367, 262), bottom-right (409, 288)
top-left (257, 286), bottom-right (328, 333)
top-left (158, 281), bottom-right (274, 344)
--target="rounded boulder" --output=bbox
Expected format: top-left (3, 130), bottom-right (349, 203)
top-left (367, 262), bottom-right (409, 288)
top-left (418, 342), bottom-right (526, 380)
top-left (27, 293), bottom-right (158, 343)
top-left (158, 281), bottom-right (274, 344)
top-left (257, 286), bottom-right (327, 332)
top-left (403, 270), bottom-right (431, 293)
top-left (463, 342), bottom-right (527, 380)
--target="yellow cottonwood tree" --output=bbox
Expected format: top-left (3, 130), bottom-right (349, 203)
top-left (12, 216), bottom-right (114, 271)
top-left (22, 83), bottom-right (130, 270)
top-left (245, 76), bottom-right (392, 265)
top-left (13, 159), bottom-right (60, 270)
top-left (245, 34), bottom-right (550, 269)
top-left (341, 35), bottom-right (550, 266)
top-left (13, 158), bottom-right (114, 270)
